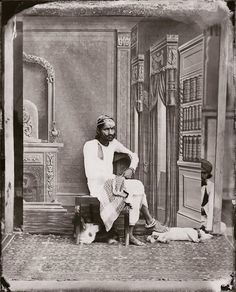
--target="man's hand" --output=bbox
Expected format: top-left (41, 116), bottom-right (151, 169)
top-left (122, 168), bottom-right (134, 179)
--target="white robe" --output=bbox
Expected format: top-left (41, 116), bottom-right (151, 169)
top-left (83, 139), bottom-right (148, 225)
top-left (201, 180), bottom-right (214, 231)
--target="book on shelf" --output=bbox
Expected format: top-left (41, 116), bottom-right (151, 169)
top-left (190, 77), bottom-right (197, 101)
top-left (195, 105), bottom-right (199, 130)
top-left (183, 79), bottom-right (190, 103)
top-left (182, 75), bottom-right (202, 103)
top-left (182, 104), bottom-right (202, 131)
top-left (185, 107), bottom-right (188, 131)
top-left (182, 135), bottom-right (201, 162)
top-left (196, 75), bottom-right (202, 100)
top-left (198, 104), bottom-right (202, 130)
top-left (183, 108), bottom-right (186, 131)
top-left (197, 135), bottom-right (201, 160)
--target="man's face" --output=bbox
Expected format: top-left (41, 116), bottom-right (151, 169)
top-left (99, 119), bottom-right (116, 143)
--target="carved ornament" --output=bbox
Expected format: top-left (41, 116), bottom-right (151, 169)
top-left (23, 106), bottom-right (33, 138)
top-left (23, 52), bottom-right (55, 83)
top-left (151, 50), bottom-right (164, 74)
top-left (131, 63), bottom-right (138, 84)
top-left (49, 122), bottom-right (60, 143)
top-left (117, 32), bottom-right (131, 47)
top-left (23, 165), bottom-right (44, 202)
top-left (167, 47), bottom-right (177, 66)
top-left (131, 26), bottom-right (137, 46)
top-left (166, 34), bottom-right (179, 42)
top-left (131, 56), bottom-right (144, 84)
top-left (46, 153), bottom-right (55, 201)
top-left (131, 55), bottom-right (145, 112)
top-left (24, 153), bottom-right (43, 164)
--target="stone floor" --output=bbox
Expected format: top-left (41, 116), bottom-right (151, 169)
top-left (2, 232), bottom-right (234, 291)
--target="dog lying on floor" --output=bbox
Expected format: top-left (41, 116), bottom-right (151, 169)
top-left (72, 206), bottom-right (99, 244)
top-left (147, 227), bottom-right (213, 243)
top-left (78, 223), bottom-right (99, 244)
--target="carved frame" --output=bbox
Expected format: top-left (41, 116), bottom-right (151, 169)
top-left (23, 52), bottom-right (59, 142)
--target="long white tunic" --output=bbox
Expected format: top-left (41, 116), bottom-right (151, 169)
top-left (201, 179), bottom-right (214, 231)
top-left (83, 139), bottom-right (148, 226)
top-left (83, 139), bottom-right (139, 196)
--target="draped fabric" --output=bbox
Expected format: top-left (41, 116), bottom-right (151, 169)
top-left (149, 71), bottom-right (166, 111)
top-left (148, 71), bottom-right (166, 218)
top-left (149, 105), bottom-right (158, 216)
top-left (132, 83), bottom-right (139, 107)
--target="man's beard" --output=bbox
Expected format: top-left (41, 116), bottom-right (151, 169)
top-left (107, 134), bottom-right (115, 141)
top-left (97, 133), bottom-right (116, 144)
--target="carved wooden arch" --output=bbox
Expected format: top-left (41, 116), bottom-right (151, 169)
top-left (23, 52), bottom-right (59, 142)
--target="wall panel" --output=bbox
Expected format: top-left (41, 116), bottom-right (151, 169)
top-left (23, 30), bottom-right (116, 196)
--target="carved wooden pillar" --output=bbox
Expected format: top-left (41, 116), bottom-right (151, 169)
top-left (131, 55), bottom-right (144, 174)
top-left (165, 38), bottom-right (179, 226)
top-left (150, 35), bottom-right (178, 225)
top-left (116, 31), bottom-right (131, 148)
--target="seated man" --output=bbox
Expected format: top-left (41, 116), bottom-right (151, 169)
top-left (83, 114), bottom-right (168, 246)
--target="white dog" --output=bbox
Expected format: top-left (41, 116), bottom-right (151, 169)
top-left (79, 223), bottom-right (99, 244)
top-left (147, 227), bottom-right (213, 244)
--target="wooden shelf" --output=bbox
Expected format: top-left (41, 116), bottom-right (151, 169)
top-left (181, 99), bottom-right (202, 107)
top-left (181, 130), bottom-right (201, 135)
top-left (177, 160), bottom-right (201, 168)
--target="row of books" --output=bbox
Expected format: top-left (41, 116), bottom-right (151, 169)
top-left (182, 75), bottom-right (202, 103)
top-left (182, 104), bottom-right (202, 131)
top-left (182, 135), bottom-right (201, 162)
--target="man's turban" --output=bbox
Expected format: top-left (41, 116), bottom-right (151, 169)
top-left (201, 159), bottom-right (212, 174)
top-left (97, 114), bottom-right (114, 127)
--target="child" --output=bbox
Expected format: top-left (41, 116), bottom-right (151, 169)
top-left (201, 159), bottom-right (214, 232)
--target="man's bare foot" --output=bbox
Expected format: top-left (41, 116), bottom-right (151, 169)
top-left (152, 221), bottom-right (168, 233)
top-left (145, 219), bottom-right (168, 233)
top-left (129, 235), bottom-right (145, 246)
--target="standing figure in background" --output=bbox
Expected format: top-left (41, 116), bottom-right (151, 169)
top-left (201, 158), bottom-right (214, 232)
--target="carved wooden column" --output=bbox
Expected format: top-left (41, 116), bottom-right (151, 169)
top-left (131, 55), bottom-right (144, 174)
top-left (165, 36), bottom-right (179, 226)
top-left (116, 31), bottom-right (131, 148)
top-left (150, 35), bottom-right (178, 225)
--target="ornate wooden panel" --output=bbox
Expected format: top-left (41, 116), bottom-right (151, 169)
top-left (24, 143), bottom-right (63, 202)
top-left (177, 34), bottom-right (204, 227)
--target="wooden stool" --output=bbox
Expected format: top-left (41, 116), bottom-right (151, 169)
top-left (75, 196), bottom-right (130, 246)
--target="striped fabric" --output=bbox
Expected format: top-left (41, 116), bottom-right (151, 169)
top-left (98, 177), bottom-right (126, 231)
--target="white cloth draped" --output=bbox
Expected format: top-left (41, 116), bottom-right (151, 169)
top-left (201, 180), bottom-right (214, 231)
